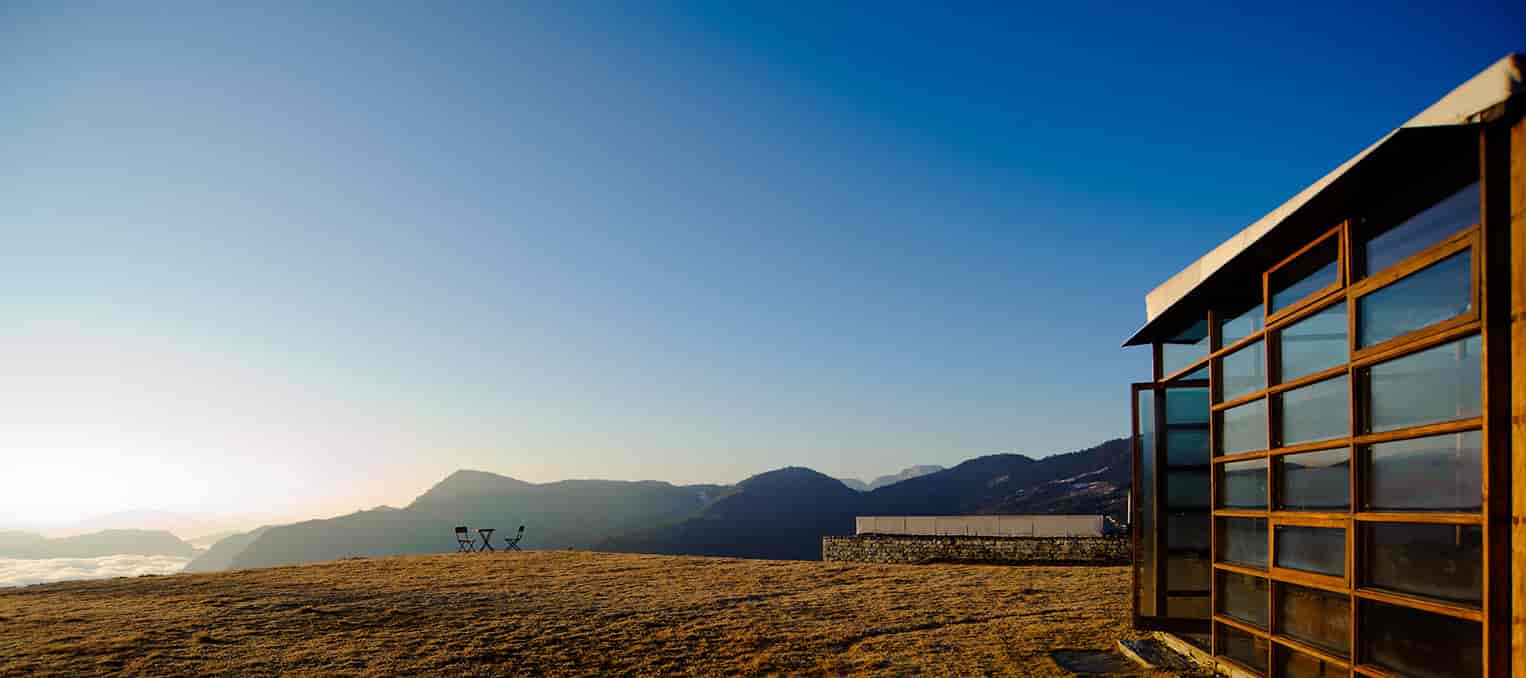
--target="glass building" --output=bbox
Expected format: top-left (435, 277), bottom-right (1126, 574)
top-left (1123, 54), bottom-right (1524, 678)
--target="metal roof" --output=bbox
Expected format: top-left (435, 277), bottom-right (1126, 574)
top-left (1124, 54), bottom-right (1523, 347)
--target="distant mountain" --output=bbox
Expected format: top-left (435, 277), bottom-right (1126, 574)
top-left (598, 438), bottom-right (1128, 560)
top-left (835, 465), bottom-right (945, 492)
top-left (861, 439), bottom-right (1128, 517)
top-left (836, 477), bottom-right (870, 492)
top-left (193, 438), bottom-right (1128, 570)
top-left (0, 529), bottom-right (197, 559)
top-left (597, 467), bottom-right (861, 561)
top-left (48, 510), bottom-right (272, 541)
top-left (867, 465), bottom-right (945, 491)
top-left (183, 526), bottom-right (275, 573)
top-left (218, 473), bottom-right (723, 571)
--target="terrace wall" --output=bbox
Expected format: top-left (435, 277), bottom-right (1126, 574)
top-left (821, 534), bottom-right (1128, 565)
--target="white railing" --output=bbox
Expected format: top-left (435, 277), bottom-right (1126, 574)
top-left (854, 515), bottom-right (1106, 537)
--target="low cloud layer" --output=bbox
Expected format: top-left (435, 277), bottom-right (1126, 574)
top-left (0, 555), bottom-right (190, 588)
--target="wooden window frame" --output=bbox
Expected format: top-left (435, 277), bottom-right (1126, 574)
top-left (1264, 224), bottom-right (1347, 326)
top-left (1349, 227), bottom-right (1480, 362)
top-left (1272, 445), bottom-right (1352, 513)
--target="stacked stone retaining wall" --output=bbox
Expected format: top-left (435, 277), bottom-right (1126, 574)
top-left (822, 534), bottom-right (1129, 565)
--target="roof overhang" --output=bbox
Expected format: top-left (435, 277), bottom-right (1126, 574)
top-left (1123, 54), bottom-right (1523, 347)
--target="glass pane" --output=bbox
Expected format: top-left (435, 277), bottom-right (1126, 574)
top-left (1278, 303), bottom-right (1346, 382)
top-left (1220, 518), bottom-right (1267, 568)
top-left (1161, 319), bottom-right (1210, 377)
top-left (1360, 600), bottom-right (1481, 678)
top-left (1167, 512), bottom-right (1211, 553)
top-left (1173, 364), bottom-right (1209, 381)
top-left (1276, 647), bottom-right (1343, 678)
top-left (1166, 511), bottom-right (1211, 603)
top-left (1358, 250), bottom-right (1471, 348)
top-left (1166, 595), bottom-right (1211, 618)
top-left (1221, 459), bottom-right (1267, 509)
top-left (1217, 623), bottom-right (1269, 674)
top-left (1135, 390), bottom-right (1156, 617)
top-left (1165, 469), bottom-right (1209, 509)
top-left (1277, 583), bottom-right (1349, 656)
top-left (1365, 430), bottom-right (1481, 512)
top-left (1216, 570), bottom-right (1267, 628)
top-left (1220, 300), bottom-right (1264, 346)
top-left (1220, 339), bottom-right (1266, 402)
top-left (1364, 181), bottom-right (1479, 276)
top-left (1220, 399), bottom-right (1267, 456)
top-left (1270, 236), bottom-right (1339, 313)
top-left (1166, 387), bottom-right (1210, 425)
top-left (1365, 334), bottom-right (1481, 433)
top-left (1279, 448), bottom-right (1350, 510)
top-left (1166, 552), bottom-right (1211, 593)
top-left (1362, 522), bottom-right (1482, 605)
top-left (1166, 429), bottom-right (1210, 466)
top-left (1273, 526), bottom-right (1344, 577)
top-left (1277, 376), bottom-right (1349, 446)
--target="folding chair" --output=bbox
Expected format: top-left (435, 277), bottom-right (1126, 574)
top-left (503, 525), bottom-right (525, 552)
top-left (454, 526), bottom-right (476, 552)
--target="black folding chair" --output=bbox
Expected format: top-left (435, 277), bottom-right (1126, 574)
top-left (454, 526), bottom-right (476, 552)
top-left (503, 525), bottom-right (525, 552)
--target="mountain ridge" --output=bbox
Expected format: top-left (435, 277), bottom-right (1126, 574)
top-left (186, 437), bottom-right (1128, 571)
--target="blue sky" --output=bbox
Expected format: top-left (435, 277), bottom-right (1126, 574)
top-left (2, 2), bottom-right (1520, 522)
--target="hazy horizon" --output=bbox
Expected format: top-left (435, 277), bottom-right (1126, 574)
top-left (4, 2), bottom-right (1522, 525)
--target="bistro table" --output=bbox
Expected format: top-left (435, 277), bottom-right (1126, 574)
top-left (477, 528), bottom-right (496, 552)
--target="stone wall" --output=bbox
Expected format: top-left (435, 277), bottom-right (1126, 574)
top-left (822, 534), bottom-right (1129, 565)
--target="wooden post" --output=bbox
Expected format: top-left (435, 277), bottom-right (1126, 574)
top-left (1507, 108), bottom-right (1525, 678)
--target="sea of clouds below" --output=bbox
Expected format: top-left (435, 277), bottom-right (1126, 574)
top-left (0, 555), bottom-right (191, 588)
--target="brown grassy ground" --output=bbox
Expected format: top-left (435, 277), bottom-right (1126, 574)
top-left (0, 551), bottom-right (1161, 676)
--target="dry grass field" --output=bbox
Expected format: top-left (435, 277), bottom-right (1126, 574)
top-left (0, 551), bottom-right (1163, 676)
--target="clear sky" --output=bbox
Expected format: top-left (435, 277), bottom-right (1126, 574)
top-left (2, 2), bottom-right (1521, 524)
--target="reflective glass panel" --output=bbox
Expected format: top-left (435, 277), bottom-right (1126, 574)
top-left (1276, 583), bottom-right (1349, 656)
top-left (1364, 181), bottom-right (1479, 276)
top-left (1216, 570), bottom-right (1267, 628)
top-left (1165, 469), bottom-right (1210, 509)
top-left (1135, 390), bottom-right (1156, 616)
top-left (1220, 518), bottom-right (1267, 568)
top-left (1270, 236), bottom-right (1339, 313)
top-left (1173, 364), bottom-right (1209, 381)
top-left (1365, 334), bottom-right (1481, 432)
top-left (1217, 623), bottom-right (1269, 673)
top-left (1365, 430), bottom-right (1481, 512)
top-left (1278, 448), bottom-right (1349, 510)
top-left (1219, 339), bottom-right (1265, 403)
top-left (1220, 399), bottom-right (1266, 456)
top-left (1358, 250), bottom-right (1471, 348)
top-left (1277, 376), bottom-right (1349, 446)
top-left (1166, 429), bottom-right (1209, 466)
top-left (1165, 387), bottom-right (1210, 425)
top-left (1360, 600), bottom-right (1481, 678)
top-left (1161, 320), bottom-right (1210, 378)
top-left (1220, 301), bottom-right (1264, 346)
top-left (1276, 648), bottom-right (1343, 678)
top-left (1362, 522), bottom-right (1482, 605)
top-left (1165, 595), bottom-right (1210, 618)
top-left (1166, 511), bottom-right (1211, 603)
top-left (1273, 526), bottom-right (1344, 577)
top-left (1220, 459), bottom-right (1266, 509)
top-left (1278, 302), bottom-right (1346, 382)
